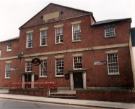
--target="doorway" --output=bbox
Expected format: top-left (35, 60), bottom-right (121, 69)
top-left (73, 72), bottom-right (83, 89)
top-left (24, 74), bottom-right (32, 88)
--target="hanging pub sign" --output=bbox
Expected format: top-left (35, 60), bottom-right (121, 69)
top-left (31, 58), bottom-right (41, 66)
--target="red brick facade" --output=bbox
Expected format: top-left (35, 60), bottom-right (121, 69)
top-left (0, 3), bottom-right (133, 89)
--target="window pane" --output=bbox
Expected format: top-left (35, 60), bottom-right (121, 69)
top-left (56, 59), bottom-right (64, 76)
top-left (74, 56), bottom-right (82, 69)
top-left (55, 27), bottom-right (63, 43)
top-left (107, 53), bottom-right (119, 75)
top-left (73, 24), bottom-right (81, 41)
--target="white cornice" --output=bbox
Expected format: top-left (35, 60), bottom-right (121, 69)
top-left (0, 43), bottom-right (129, 61)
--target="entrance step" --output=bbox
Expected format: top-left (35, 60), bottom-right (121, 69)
top-left (50, 90), bottom-right (77, 99)
top-left (0, 88), bottom-right (9, 94)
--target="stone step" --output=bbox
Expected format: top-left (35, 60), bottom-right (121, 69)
top-left (49, 90), bottom-right (77, 99)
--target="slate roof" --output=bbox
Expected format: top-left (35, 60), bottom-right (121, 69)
top-left (131, 28), bottom-right (135, 46)
top-left (92, 18), bottom-right (131, 26)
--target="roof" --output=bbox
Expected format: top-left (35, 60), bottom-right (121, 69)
top-left (20, 3), bottom-right (93, 29)
top-left (131, 28), bottom-right (135, 46)
top-left (92, 18), bottom-right (131, 26)
top-left (0, 37), bottom-right (19, 43)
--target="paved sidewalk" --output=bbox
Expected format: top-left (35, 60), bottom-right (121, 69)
top-left (0, 94), bottom-right (135, 109)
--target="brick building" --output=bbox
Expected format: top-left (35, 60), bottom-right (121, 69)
top-left (0, 3), bottom-right (133, 90)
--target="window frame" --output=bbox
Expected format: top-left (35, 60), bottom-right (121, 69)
top-left (55, 58), bottom-right (64, 77)
top-left (5, 63), bottom-right (11, 79)
top-left (6, 42), bottom-right (12, 52)
top-left (26, 32), bottom-right (33, 48)
top-left (104, 25), bottom-right (116, 38)
top-left (40, 30), bottom-right (48, 46)
top-left (107, 52), bottom-right (119, 75)
top-left (39, 60), bottom-right (47, 78)
top-left (73, 56), bottom-right (83, 70)
top-left (25, 61), bottom-right (32, 73)
top-left (72, 23), bottom-right (81, 42)
top-left (55, 27), bottom-right (64, 44)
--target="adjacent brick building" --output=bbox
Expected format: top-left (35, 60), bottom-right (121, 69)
top-left (0, 3), bottom-right (133, 90)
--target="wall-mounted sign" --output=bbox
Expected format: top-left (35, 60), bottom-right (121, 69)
top-left (94, 60), bottom-right (106, 65)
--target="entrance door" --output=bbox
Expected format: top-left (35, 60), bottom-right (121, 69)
top-left (24, 74), bottom-right (32, 88)
top-left (73, 72), bottom-right (83, 88)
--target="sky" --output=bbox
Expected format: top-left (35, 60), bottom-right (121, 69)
top-left (0, 0), bottom-right (135, 41)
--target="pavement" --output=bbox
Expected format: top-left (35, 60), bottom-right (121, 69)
top-left (0, 94), bottom-right (135, 109)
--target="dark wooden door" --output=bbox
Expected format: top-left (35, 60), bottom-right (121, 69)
top-left (73, 72), bottom-right (83, 88)
top-left (24, 74), bottom-right (31, 88)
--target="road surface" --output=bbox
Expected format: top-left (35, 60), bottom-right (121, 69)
top-left (0, 98), bottom-right (108, 109)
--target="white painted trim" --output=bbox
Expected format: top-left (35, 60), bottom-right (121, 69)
top-left (71, 21), bottom-right (81, 25)
top-left (70, 73), bottom-right (74, 90)
top-left (40, 27), bottom-right (48, 31)
top-left (72, 53), bottom-right (83, 57)
top-left (54, 24), bottom-right (64, 28)
top-left (55, 55), bottom-right (64, 58)
top-left (40, 57), bottom-right (48, 60)
top-left (31, 74), bottom-right (34, 88)
top-left (25, 58), bottom-right (32, 61)
top-left (26, 30), bottom-right (33, 33)
top-left (106, 50), bottom-right (118, 54)
top-left (5, 61), bottom-right (12, 63)
top-left (83, 72), bottom-right (87, 89)
top-left (0, 43), bottom-right (129, 61)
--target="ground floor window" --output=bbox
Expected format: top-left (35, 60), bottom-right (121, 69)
top-left (5, 63), bottom-right (11, 79)
top-left (55, 58), bottom-right (64, 76)
top-left (25, 61), bottom-right (32, 72)
top-left (107, 52), bottom-right (119, 75)
top-left (73, 56), bottom-right (82, 69)
top-left (39, 60), bottom-right (47, 77)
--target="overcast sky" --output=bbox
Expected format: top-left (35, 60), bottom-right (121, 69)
top-left (0, 0), bottom-right (134, 41)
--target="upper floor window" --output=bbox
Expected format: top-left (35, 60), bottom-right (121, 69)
top-left (104, 25), bottom-right (116, 38)
top-left (73, 56), bottom-right (82, 69)
top-left (5, 63), bottom-right (11, 79)
top-left (40, 30), bottom-right (47, 46)
top-left (26, 32), bottom-right (33, 48)
top-left (107, 52), bottom-right (119, 75)
top-left (6, 42), bottom-right (12, 51)
top-left (72, 23), bottom-right (81, 41)
top-left (55, 27), bottom-right (63, 44)
top-left (39, 60), bottom-right (47, 77)
top-left (55, 58), bottom-right (64, 77)
top-left (25, 61), bottom-right (32, 72)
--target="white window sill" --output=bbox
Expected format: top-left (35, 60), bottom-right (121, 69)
top-left (40, 45), bottom-right (48, 47)
top-left (55, 75), bottom-right (64, 78)
top-left (5, 77), bottom-right (10, 79)
top-left (108, 72), bottom-right (120, 76)
top-left (39, 76), bottom-right (48, 78)
top-left (6, 49), bottom-right (12, 52)
top-left (72, 40), bottom-right (81, 43)
top-left (55, 42), bottom-right (63, 45)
